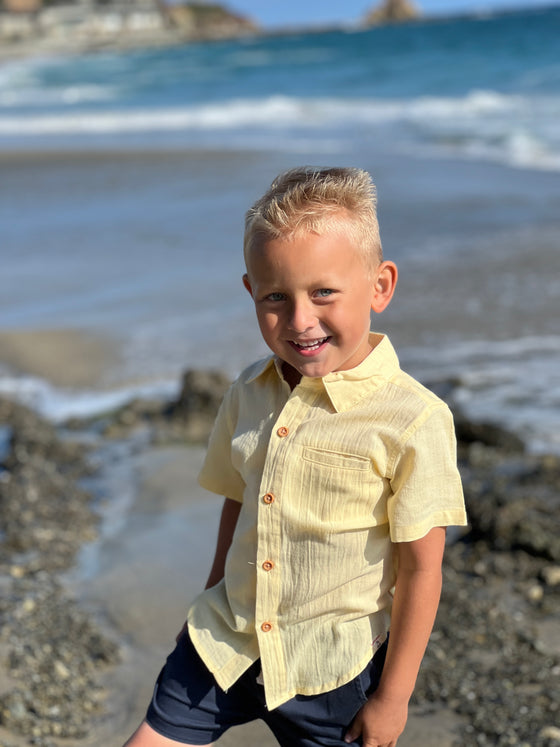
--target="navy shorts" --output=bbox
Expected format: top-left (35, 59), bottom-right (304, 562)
top-left (146, 629), bottom-right (387, 746)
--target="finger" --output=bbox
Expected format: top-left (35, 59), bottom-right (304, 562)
top-left (344, 719), bottom-right (362, 744)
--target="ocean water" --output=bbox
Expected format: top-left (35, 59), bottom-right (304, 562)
top-left (1, 6), bottom-right (559, 452)
top-left (1, 8), bottom-right (560, 166)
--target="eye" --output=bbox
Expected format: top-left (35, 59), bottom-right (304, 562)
top-left (265, 292), bottom-right (286, 302)
top-left (314, 288), bottom-right (334, 298)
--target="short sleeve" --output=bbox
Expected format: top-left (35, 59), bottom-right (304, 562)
top-left (387, 403), bottom-right (467, 542)
top-left (198, 381), bottom-right (246, 503)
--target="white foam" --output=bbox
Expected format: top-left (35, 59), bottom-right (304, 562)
top-left (0, 91), bottom-right (531, 133)
top-left (0, 96), bottom-right (320, 135)
top-left (0, 52), bottom-right (118, 107)
top-left (0, 90), bottom-right (557, 171)
top-left (406, 334), bottom-right (560, 364)
top-left (0, 84), bottom-right (118, 108)
top-left (0, 373), bottom-right (179, 424)
top-left (401, 335), bottom-right (560, 454)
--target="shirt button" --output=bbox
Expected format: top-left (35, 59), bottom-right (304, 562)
top-left (261, 622), bottom-right (273, 632)
top-left (263, 493), bottom-right (275, 504)
top-left (262, 560), bottom-right (274, 572)
top-left (277, 426), bottom-right (289, 438)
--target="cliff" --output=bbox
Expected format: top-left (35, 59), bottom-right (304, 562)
top-left (0, 0), bottom-right (259, 56)
top-left (163, 2), bottom-right (257, 40)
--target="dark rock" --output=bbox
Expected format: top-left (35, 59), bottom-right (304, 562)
top-left (81, 368), bottom-right (231, 444)
top-left (156, 368), bottom-right (229, 443)
top-left (0, 438), bottom-right (99, 572)
top-left (0, 398), bottom-right (91, 478)
top-left (170, 369), bottom-right (230, 421)
top-left (460, 450), bottom-right (560, 562)
top-left (455, 416), bottom-right (525, 454)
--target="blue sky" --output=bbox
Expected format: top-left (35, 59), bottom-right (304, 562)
top-left (230, 0), bottom-right (552, 29)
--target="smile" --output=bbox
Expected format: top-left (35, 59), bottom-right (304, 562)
top-left (289, 336), bottom-right (331, 353)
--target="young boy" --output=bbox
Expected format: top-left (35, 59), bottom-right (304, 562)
top-left (125, 167), bottom-right (467, 747)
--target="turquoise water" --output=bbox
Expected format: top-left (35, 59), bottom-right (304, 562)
top-left (1, 6), bottom-right (559, 452)
top-left (1, 7), bottom-right (559, 168)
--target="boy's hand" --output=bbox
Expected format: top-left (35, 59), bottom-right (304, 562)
top-left (345, 528), bottom-right (446, 745)
top-left (345, 691), bottom-right (407, 746)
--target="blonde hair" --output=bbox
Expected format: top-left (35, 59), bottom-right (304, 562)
top-left (244, 166), bottom-right (382, 270)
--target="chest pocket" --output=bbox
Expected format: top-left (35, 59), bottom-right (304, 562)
top-left (300, 446), bottom-right (388, 530)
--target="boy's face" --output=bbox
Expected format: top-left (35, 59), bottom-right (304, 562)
top-left (243, 230), bottom-right (395, 381)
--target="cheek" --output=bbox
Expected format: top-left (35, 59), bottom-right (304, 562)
top-left (328, 306), bottom-right (364, 329)
top-left (256, 310), bottom-right (280, 337)
top-left (333, 305), bottom-right (371, 337)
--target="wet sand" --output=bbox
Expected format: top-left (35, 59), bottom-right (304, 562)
top-left (0, 329), bottom-right (122, 389)
top-left (75, 445), bottom-right (463, 746)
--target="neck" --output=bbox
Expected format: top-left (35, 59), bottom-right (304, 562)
top-left (281, 361), bottom-right (302, 391)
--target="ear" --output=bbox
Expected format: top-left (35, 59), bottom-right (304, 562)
top-left (242, 273), bottom-right (254, 297)
top-left (371, 261), bottom-right (398, 313)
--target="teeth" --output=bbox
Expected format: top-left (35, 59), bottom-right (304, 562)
top-left (294, 337), bottom-right (328, 349)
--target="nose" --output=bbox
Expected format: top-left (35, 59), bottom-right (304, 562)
top-left (288, 298), bottom-right (316, 333)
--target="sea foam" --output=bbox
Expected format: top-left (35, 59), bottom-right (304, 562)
top-left (0, 87), bottom-right (560, 171)
top-left (0, 91), bottom-right (557, 172)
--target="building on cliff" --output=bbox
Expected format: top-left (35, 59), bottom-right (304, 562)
top-left (0, 0), bottom-right (258, 51)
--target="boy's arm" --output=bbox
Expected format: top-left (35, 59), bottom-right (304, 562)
top-left (345, 526), bottom-right (446, 746)
top-left (176, 497), bottom-right (241, 641)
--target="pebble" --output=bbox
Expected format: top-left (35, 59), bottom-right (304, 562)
top-left (542, 566), bottom-right (560, 587)
top-left (525, 583), bottom-right (544, 602)
top-left (0, 397), bottom-right (119, 743)
top-left (539, 726), bottom-right (560, 742)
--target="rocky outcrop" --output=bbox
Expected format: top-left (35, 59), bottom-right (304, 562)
top-left (73, 367), bottom-right (231, 443)
top-left (164, 2), bottom-right (258, 40)
top-left (0, 398), bottom-right (97, 571)
top-left (363, 0), bottom-right (421, 25)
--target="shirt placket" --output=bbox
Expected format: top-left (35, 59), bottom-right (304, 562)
top-left (254, 392), bottom-right (307, 704)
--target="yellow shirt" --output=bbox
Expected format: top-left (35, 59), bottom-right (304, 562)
top-left (188, 333), bottom-right (467, 710)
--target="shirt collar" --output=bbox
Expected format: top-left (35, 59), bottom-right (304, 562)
top-left (245, 333), bottom-right (401, 412)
